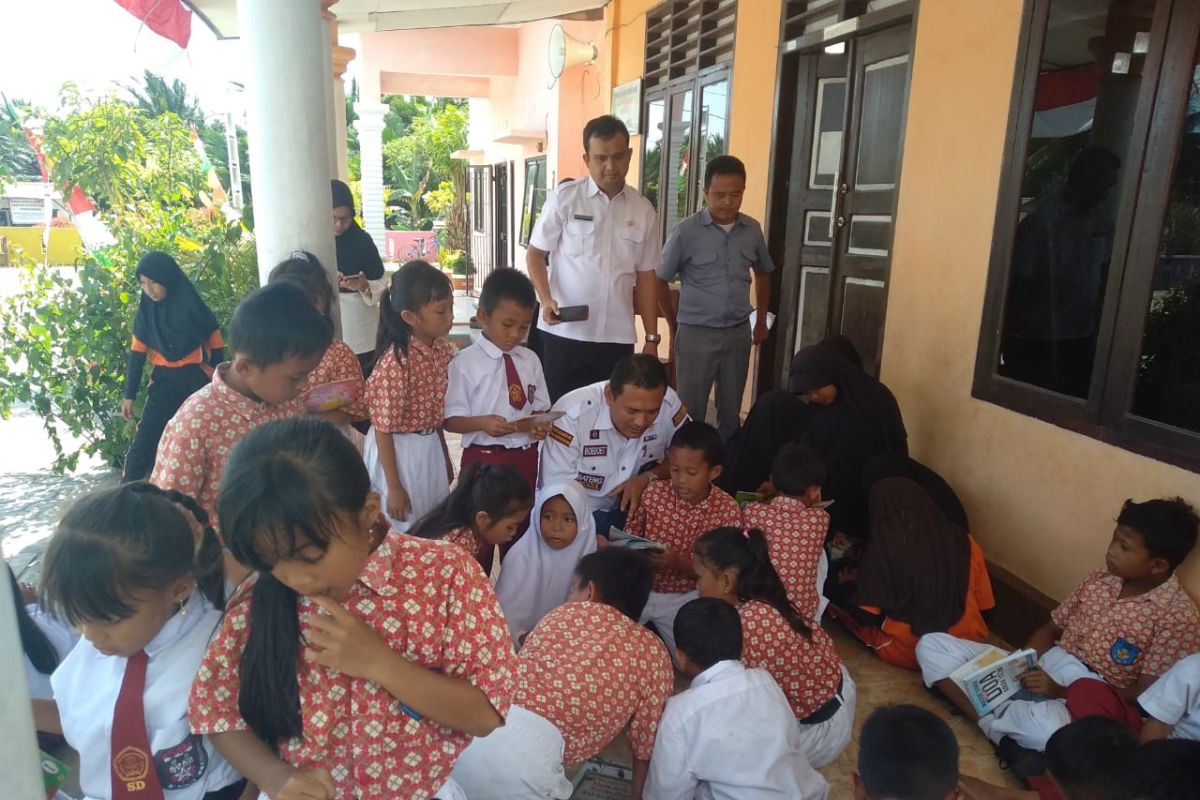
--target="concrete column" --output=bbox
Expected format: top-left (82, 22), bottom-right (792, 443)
top-left (354, 101), bottom-right (389, 253)
top-left (0, 553), bottom-right (42, 799)
top-left (320, 10), bottom-right (339, 179)
top-left (332, 47), bottom-right (355, 181)
top-left (237, 0), bottom-right (340, 336)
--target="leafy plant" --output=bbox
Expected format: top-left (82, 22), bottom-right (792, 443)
top-left (439, 248), bottom-right (474, 276)
top-left (0, 91), bottom-right (257, 472)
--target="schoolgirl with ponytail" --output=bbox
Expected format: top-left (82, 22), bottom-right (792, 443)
top-left (693, 526), bottom-right (856, 768)
top-left (35, 482), bottom-right (244, 799)
top-left (190, 417), bottom-right (515, 800)
top-left (362, 260), bottom-right (457, 531)
top-left (408, 461), bottom-right (533, 567)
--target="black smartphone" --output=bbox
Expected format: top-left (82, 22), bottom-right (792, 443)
top-left (556, 304), bottom-right (590, 322)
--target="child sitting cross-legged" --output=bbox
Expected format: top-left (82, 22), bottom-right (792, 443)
top-left (452, 548), bottom-right (674, 800)
top-left (645, 597), bottom-right (829, 800)
top-left (916, 497), bottom-right (1200, 754)
top-left (625, 421), bottom-right (741, 656)
top-left (693, 526), bottom-right (855, 768)
top-left (741, 442), bottom-right (832, 625)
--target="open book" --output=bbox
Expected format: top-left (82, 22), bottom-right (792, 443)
top-left (949, 646), bottom-right (1038, 717)
top-left (304, 378), bottom-right (360, 413)
top-left (608, 526), bottom-right (666, 552)
top-left (571, 759), bottom-right (633, 800)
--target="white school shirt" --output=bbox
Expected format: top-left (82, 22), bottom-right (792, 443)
top-left (645, 660), bottom-right (829, 800)
top-left (529, 176), bottom-right (662, 344)
top-left (23, 603), bottom-right (78, 700)
top-left (1139, 652), bottom-right (1200, 742)
top-left (51, 592), bottom-right (241, 800)
top-left (538, 380), bottom-right (689, 514)
top-left (444, 336), bottom-right (550, 448)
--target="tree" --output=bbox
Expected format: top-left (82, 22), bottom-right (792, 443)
top-left (1, 96), bottom-right (39, 182)
top-left (382, 101), bottom-right (468, 237)
top-left (0, 90), bottom-right (256, 472)
top-left (126, 70), bottom-right (204, 128)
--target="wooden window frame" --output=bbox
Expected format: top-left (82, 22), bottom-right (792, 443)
top-left (972, 0), bottom-right (1200, 473)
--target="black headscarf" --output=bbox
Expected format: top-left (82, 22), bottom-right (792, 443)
top-left (332, 180), bottom-right (385, 290)
top-left (787, 344), bottom-right (907, 537)
top-left (862, 452), bottom-right (970, 532)
top-left (856, 477), bottom-right (971, 635)
top-left (133, 252), bottom-right (220, 362)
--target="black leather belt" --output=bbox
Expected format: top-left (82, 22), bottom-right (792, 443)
top-left (799, 674), bottom-right (845, 725)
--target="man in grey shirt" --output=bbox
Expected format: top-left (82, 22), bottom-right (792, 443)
top-left (658, 155), bottom-right (774, 441)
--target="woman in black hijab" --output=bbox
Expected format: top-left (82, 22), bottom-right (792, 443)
top-left (121, 252), bottom-right (222, 481)
top-left (827, 476), bottom-right (994, 670)
top-left (718, 336), bottom-right (907, 540)
top-left (332, 179), bottom-right (387, 376)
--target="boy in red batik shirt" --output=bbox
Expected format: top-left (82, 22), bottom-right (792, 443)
top-left (626, 421), bottom-right (741, 657)
top-left (742, 442), bottom-right (831, 625)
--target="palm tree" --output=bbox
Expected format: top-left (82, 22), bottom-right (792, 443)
top-left (1, 95), bottom-right (40, 181)
top-left (126, 71), bottom-right (205, 128)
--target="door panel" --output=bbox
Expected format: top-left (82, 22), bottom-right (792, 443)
top-left (828, 24), bottom-right (913, 375)
top-left (494, 162), bottom-right (511, 270)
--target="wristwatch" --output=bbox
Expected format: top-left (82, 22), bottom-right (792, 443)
top-left (645, 333), bottom-right (662, 344)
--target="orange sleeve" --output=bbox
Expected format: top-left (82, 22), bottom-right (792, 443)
top-left (207, 330), bottom-right (224, 349)
top-left (130, 335), bottom-right (148, 353)
top-left (968, 536), bottom-right (996, 612)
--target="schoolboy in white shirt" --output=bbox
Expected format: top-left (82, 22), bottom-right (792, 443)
top-left (646, 597), bottom-right (828, 800)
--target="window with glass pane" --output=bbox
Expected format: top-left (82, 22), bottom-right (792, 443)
top-left (1132, 49), bottom-right (1200, 435)
top-left (664, 88), bottom-right (694, 238)
top-left (994, 0), bottom-right (1151, 399)
top-left (692, 80), bottom-right (730, 208)
top-left (643, 98), bottom-right (665, 211)
top-left (471, 167), bottom-right (487, 233)
top-left (519, 156), bottom-right (547, 247)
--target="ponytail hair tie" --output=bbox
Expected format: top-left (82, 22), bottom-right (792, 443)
top-left (289, 250), bottom-right (310, 262)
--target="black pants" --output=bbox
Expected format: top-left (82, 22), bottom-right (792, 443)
top-left (356, 350), bottom-right (376, 381)
top-left (540, 331), bottom-right (633, 402)
top-left (122, 364), bottom-right (210, 482)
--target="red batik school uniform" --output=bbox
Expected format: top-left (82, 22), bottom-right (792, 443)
top-left (451, 601), bottom-right (674, 800)
top-left (916, 568), bottom-right (1200, 752)
top-left (306, 339), bottom-right (368, 419)
top-left (626, 480), bottom-right (741, 656)
top-left (363, 337), bottom-right (456, 531)
top-left (742, 496), bottom-right (831, 625)
top-left (738, 600), bottom-right (856, 769)
top-left (151, 363), bottom-right (306, 534)
top-left (189, 532), bottom-right (517, 800)
top-left (444, 336), bottom-right (550, 571)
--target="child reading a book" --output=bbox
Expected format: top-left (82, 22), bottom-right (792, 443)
top-left (693, 526), bottom-right (854, 768)
top-left (444, 268), bottom-right (553, 570)
top-left (741, 442), bottom-right (831, 624)
top-left (917, 497), bottom-right (1200, 753)
top-left (646, 597), bottom-right (829, 800)
top-left (626, 421), bottom-right (741, 656)
top-left (452, 549), bottom-right (673, 800)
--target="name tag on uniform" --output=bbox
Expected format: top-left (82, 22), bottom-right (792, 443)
top-left (573, 213), bottom-right (594, 221)
top-left (583, 445), bottom-right (608, 457)
top-left (577, 473), bottom-right (605, 491)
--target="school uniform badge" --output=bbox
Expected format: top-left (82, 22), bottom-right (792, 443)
top-left (672, 404), bottom-right (689, 426)
top-left (1109, 638), bottom-right (1141, 666)
top-left (549, 425), bottom-right (574, 446)
top-left (589, 430), bottom-right (600, 440)
top-left (154, 734), bottom-right (209, 789)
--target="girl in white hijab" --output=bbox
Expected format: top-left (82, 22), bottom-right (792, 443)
top-left (496, 482), bottom-right (597, 645)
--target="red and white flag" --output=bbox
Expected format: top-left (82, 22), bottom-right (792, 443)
top-left (113, 0), bottom-right (193, 49)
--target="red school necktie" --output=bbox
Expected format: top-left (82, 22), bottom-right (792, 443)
top-left (110, 650), bottom-right (165, 800)
top-left (503, 353), bottom-right (528, 409)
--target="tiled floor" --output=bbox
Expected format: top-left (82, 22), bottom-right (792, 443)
top-left (591, 622), bottom-right (1024, 794)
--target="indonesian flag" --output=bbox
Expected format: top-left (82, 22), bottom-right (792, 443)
top-left (113, 0), bottom-right (193, 49)
top-left (1032, 65), bottom-right (1099, 139)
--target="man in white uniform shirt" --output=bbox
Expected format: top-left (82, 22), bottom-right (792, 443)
top-left (527, 115), bottom-right (663, 401)
top-left (539, 354), bottom-right (688, 535)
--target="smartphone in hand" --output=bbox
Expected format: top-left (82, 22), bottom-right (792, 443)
top-left (556, 304), bottom-right (589, 322)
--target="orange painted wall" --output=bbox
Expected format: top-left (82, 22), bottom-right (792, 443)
top-left (882, 0), bottom-right (1200, 600)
